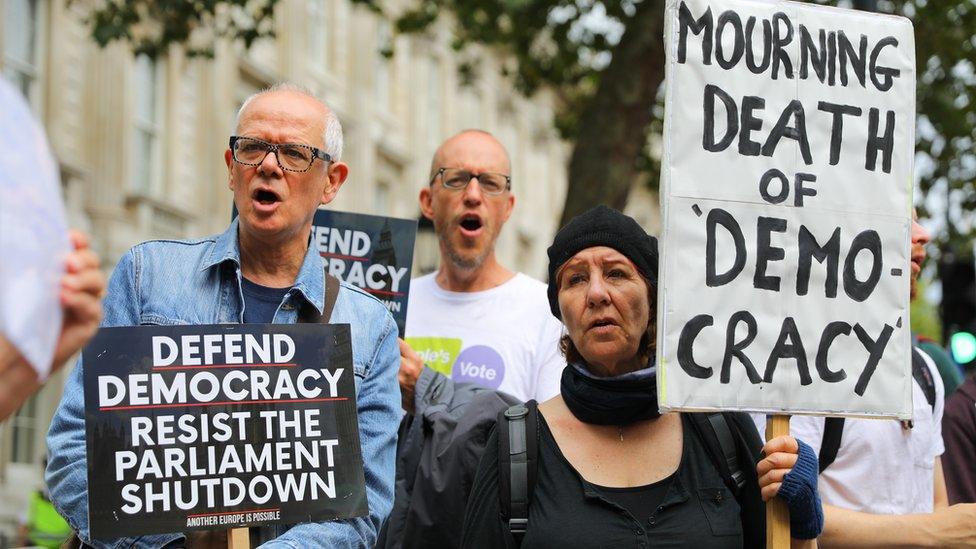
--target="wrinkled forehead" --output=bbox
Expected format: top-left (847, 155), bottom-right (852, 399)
top-left (556, 246), bottom-right (639, 280)
top-left (237, 93), bottom-right (327, 146)
top-left (436, 133), bottom-right (510, 174)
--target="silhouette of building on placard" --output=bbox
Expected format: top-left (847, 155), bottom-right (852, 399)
top-left (370, 221), bottom-right (398, 292)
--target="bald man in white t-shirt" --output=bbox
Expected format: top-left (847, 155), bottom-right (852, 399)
top-left (398, 129), bottom-right (564, 410)
top-left (380, 130), bottom-right (564, 549)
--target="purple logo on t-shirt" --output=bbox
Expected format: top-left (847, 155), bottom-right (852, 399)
top-left (452, 345), bottom-right (505, 389)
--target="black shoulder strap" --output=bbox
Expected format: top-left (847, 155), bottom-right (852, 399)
top-left (709, 413), bottom-right (746, 493)
top-left (498, 401), bottom-right (538, 547)
top-left (690, 412), bottom-right (746, 497)
top-left (299, 273), bottom-right (341, 324)
top-left (912, 347), bottom-right (937, 412)
top-left (322, 273), bottom-right (340, 322)
top-left (819, 417), bottom-right (845, 473)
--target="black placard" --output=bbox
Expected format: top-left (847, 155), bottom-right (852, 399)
top-left (83, 324), bottom-right (366, 539)
top-left (312, 209), bottom-right (417, 337)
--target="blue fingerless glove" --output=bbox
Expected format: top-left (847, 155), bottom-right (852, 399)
top-left (775, 438), bottom-right (823, 539)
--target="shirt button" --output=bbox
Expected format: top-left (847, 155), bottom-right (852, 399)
top-left (635, 528), bottom-right (644, 535)
top-left (714, 491), bottom-right (724, 503)
top-left (648, 517), bottom-right (657, 527)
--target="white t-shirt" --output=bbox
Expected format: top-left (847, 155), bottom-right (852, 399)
top-left (754, 349), bottom-right (945, 514)
top-left (404, 272), bottom-right (566, 402)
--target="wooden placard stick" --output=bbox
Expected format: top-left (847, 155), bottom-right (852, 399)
top-left (765, 415), bottom-right (791, 549)
top-left (228, 527), bottom-right (250, 549)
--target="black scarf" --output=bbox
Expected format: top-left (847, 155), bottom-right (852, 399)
top-left (560, 361), bottom-right (661, 426)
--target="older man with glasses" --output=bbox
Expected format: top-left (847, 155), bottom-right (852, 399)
top-left (379, 130), bottom-right (564, 549)
top-left (45, 83), bottom-right (401, 548)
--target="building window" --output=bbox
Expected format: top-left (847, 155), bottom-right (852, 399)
top-left (307, 0), bottom-right (329, 70)
top-left (9, 395), bottom-right (38, 464)
top-left (131, 54), bottom-right (162, 194)
top-left (375, 20), bottom-right (392, 113)
top-left (413, 215), bottom-right (439, 276)
top-left (461, 88), bottom-right (482, 129)
top-left (3, 0), bottom-right (40, 103)
top-left (427, 57), bottom-right (442, 146)
top-left (375, 180), bottom-right (390, 215)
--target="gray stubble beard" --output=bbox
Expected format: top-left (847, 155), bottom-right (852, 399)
top-left (439, 230), bottom-right (494, 272)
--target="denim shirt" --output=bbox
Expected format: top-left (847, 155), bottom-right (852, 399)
top-left (45, 219), bottom-right (401, 549)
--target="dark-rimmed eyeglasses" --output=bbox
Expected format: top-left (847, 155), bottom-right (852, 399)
top-left (229, 136), bottom-right (332, 173)
top-left (429, 167), bottom-right (511, 196)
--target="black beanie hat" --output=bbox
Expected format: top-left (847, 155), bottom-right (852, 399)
top-left (546, 205), bottom-right (659, 319)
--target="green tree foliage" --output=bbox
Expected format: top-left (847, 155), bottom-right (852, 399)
top-left (79, 0), bottom-right (280, 57)
top-left (911, 277), bottom-right (943, 341)
top-left (82, 0), bottom-right (975, 236)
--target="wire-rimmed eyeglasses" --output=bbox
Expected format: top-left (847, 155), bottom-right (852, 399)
top-left (429, 167), bottom-right (512, 196)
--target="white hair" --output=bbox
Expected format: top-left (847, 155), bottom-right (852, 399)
top-left (236, 82), bottom-right (344, 161)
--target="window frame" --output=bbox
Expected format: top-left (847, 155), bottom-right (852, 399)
top-left (1, 0), bottom-right (46, 111)
top-left (129, 53), bottom-right (166, 196)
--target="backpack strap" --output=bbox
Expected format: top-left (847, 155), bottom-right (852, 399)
top-left (912, 347), bottom-right (937, 412)
top-left (708, 413), bottom-right (746, 493)
top-left (498, 401), bottom-right (539, 547)
top-left (819, 417), bottom-right (845, 473)
top-left (299, 273), bottom-right (341, 324)
top-left (689, 412), bottom-right (746, 497)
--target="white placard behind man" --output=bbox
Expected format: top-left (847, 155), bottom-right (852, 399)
top-left (658, 0), bottom-right (916, 418)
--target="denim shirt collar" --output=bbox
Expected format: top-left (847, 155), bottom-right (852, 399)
top-left (202, 218), bottom-right (326, 315)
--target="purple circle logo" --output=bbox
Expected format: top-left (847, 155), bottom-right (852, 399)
top-left (451, 345), bottom-right (505, 389)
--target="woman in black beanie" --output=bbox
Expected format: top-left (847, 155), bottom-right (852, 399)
top-left (461, 205), bottom-right (822, 548)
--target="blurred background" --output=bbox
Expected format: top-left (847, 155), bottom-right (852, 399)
top-left (0, 0), bottom-right (972, 542)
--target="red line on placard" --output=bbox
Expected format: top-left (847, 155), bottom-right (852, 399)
top-left (365, 288), bottom-right (404, 297)
top-left (319, 252), bottom-right (368, 261)
top-left (99, 397), bottom-right (347, 412)
top-left (187, 507), bottom-right (280, 519)
top-left (152, 363), bottom-right (296, 370)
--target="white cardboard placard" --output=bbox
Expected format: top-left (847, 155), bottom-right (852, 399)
top-left (659, 0), bottom-right (915, 418)
top-left (0, 81), bottom-right (69, 378)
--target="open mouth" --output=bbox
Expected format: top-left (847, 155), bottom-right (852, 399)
top-left (252, 188), bottom-right (281, 205)
top-left (911, 252), bottom-right (925, 270)
top-left (459, 214), bottom-right (483, 232)
top-left (590, 319), bottom-right (617, 330)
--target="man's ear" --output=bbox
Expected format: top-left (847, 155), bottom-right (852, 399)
top-left (321, 162), bottom-right (349, 205)
top-left (501, 192), bottom-right (515, 224)
top-left (224, 149), bottom-right (234, 188)
top-left (419, 187), bottom-right (435, 221)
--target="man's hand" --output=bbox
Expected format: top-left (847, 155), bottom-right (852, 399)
top-left (51, 230), bottom-right (105, 370)
top-left (398, 338), bottom-right (424, 414)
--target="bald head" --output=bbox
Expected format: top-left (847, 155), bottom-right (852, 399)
top-left (428, 130), bottom-right (511, 182)
top-left (236, 83), bottom-right (344, 161)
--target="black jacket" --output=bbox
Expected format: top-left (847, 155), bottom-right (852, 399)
top-left (378, 366), bottom-right (520, 549)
